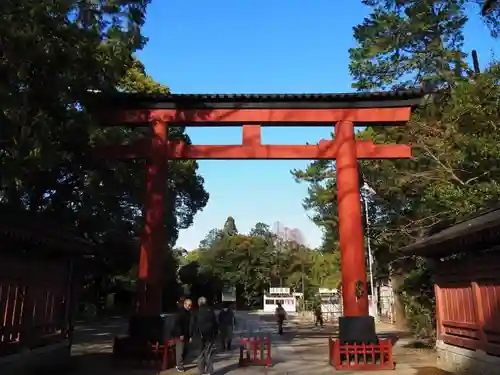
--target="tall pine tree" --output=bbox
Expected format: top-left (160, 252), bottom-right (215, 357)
top-left (349, 0), bottom-right (469, 90)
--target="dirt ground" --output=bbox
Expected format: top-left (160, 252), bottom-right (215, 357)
top-left (67, 314), bottom-right (450, 375)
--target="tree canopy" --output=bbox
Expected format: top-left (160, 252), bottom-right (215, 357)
top-left (175, 217), bottom-right (342, 308)
top-left (294, 0), bottom-right (500, 336)
top-left (0, 0), bottom-right (208, 313)
top-left (349, 0), bottom-right (499, 90)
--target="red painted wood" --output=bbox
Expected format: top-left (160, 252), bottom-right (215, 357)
top-left (97, 139), bottom-right (411, 160)
top-left (336, 121), bottom-right (369, 316)
top-left (435, 253), bottom-right (500, 356)
top-left (136, 120), bottom-right (167, 315)
top-left (238, 336), bottom-right (272, 367)
top-left (0, 256), bottom-right (70, 354)
top-left (330, 337), bottom-right (395, 370)
top-left (100, 107), bottom-right (412, 125)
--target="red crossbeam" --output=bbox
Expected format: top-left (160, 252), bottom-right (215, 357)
top-left (96, 125), bottom-right (411, 160)
top-left (96, 140), bottom-right (411, 160)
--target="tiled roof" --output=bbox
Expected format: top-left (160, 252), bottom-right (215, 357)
top-left (91, 89), bottom-right (430, 109)
top-left (401, 205), bottom-right (500, 257)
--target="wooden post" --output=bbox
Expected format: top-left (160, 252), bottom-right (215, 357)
top-left (137, 120), bottom-right (167, 315)
top-left (471, 281), bottom-right (487, 351)
top-left (335, 120), bottom-right (369, 316)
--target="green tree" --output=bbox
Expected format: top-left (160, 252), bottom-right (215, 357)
top-left (349, 0), bottom-right (469, 90)
top-left (218, 234), bottom-right (272, 307)
top-left (199, 228), bottom-right (224, 250)
top-left (296, 0), bottom-right (500, 335)
top-left (310, 251), bottom-right (342, 289)
top-left (196, 219), bottom-right (276, 307)
top-left (349, 1), bottom-right (499, 91)
top-left (0, 1), bottom-right (150, 212)
top-left (362, 63), bottom-right (500, 260)
top-left (351, 4), bottom-right (500, 335)
top-left (249, 222), bottom-right (272, 237)
top-left (184, 249), bottom-right (201, 263)
top-left (223, 216), bottom-right (238, 235)
top-left (0, 1), bottom-right (209, 312)
top-left (292, 163), bottom-right (342, 253)
top-left (481, 0), bottom-right (500, 37)
top-left (119, 59), bottom-right (171, 94)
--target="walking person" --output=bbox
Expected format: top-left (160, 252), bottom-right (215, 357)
top-left (194, 296), bottom-right (218, 375)
top-left (314, 305), bottom-right (324, 327)
top-left (171, 298), bottom-right (193, 372)
top-left (275, 302), bottom-right (287, 335)
top-left (218, 303), bottom-right (236, 351)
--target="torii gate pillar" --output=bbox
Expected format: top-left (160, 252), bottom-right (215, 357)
top-left (336, 120), bottom-right (369, 317)
top-left (136, 120), bottom-right (167, 315)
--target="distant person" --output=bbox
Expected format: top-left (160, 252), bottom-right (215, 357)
top-left (171, 298), bottom-right (193, 372)
top-left (194, 296), bottom-right (218, 375)
top-left (275, 302), bottom-right (287, 335)
top-left (314, 305), bottom-right (324, 327)
top-left (218, 303), bottom-right (236, 351)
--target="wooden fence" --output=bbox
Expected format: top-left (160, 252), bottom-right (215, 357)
top-left (435, 253), bottom-right (500, 357)
top-left (0, 255), bottom-right (72, 357)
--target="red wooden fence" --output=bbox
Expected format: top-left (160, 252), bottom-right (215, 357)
top-left (0, 256), bottom-right (71, 356)
top-left (435, 253), bottom-right (500, 357)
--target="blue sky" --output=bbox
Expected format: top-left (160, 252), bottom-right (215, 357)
top-left (137, 1), bottom-right (499, 250)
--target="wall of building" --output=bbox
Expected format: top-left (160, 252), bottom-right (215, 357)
top-left (263, 295), bottom-right (296, 314)
top-left (437, 340), bottom-right (500, 375)
top-left (434, 253), bottom-right (500, 374)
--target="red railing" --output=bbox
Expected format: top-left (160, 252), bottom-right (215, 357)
top-left (239, 336), bottom-right (272, 367)
top-left (435, 254), bottom-right (500, 357)
top-left (328, 336), bottom-right (395, 370)
top-left (0, 256), bottom-right (71, 356)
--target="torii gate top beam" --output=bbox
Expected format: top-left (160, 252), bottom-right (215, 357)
top-left (90, 89), bottom-right (426, 126)
top-left (91, 90), bottom-right (426, 161)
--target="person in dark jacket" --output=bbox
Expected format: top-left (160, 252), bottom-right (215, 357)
top-left (171, 298), bottom-right (193, 372)
top-left (193, 296), bottom-right (218, 375)
top-left (314, 305), bottom-right (324, 327)
top-left (275, 302), bottom-right (286, 335)
top-left (218, 303), bottom-right (236, 351)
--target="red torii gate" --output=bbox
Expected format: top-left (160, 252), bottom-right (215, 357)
top-left (95, 90), bottom-right (423, 321)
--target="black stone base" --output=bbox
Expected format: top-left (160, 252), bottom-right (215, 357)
top-left (338, 316), bottom-right (378, 344)
top-left (128, 313), bottom-right (172, 342)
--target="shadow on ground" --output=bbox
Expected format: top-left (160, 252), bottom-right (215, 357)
top-left (414, 367), bottom-right (454, 375)
top-left (68, 352), bottom-right (154, 375)
top-left (70, 317), bottom-right (247, 375)
top-left (72, 316), bottom-right (127, 347)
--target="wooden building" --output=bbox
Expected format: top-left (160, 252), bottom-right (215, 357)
top-left (402, 206), bottom-right (500, 375)
top-left (0, 207), bottom-right (92, 374)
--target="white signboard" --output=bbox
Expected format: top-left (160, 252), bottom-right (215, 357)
top-left (222, 287), bottom-right (236, 302)
top-left (269, 287), bottom-right (290, 295)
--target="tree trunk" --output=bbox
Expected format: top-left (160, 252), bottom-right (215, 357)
top-left (390, 272), bottom-right (408, 330)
